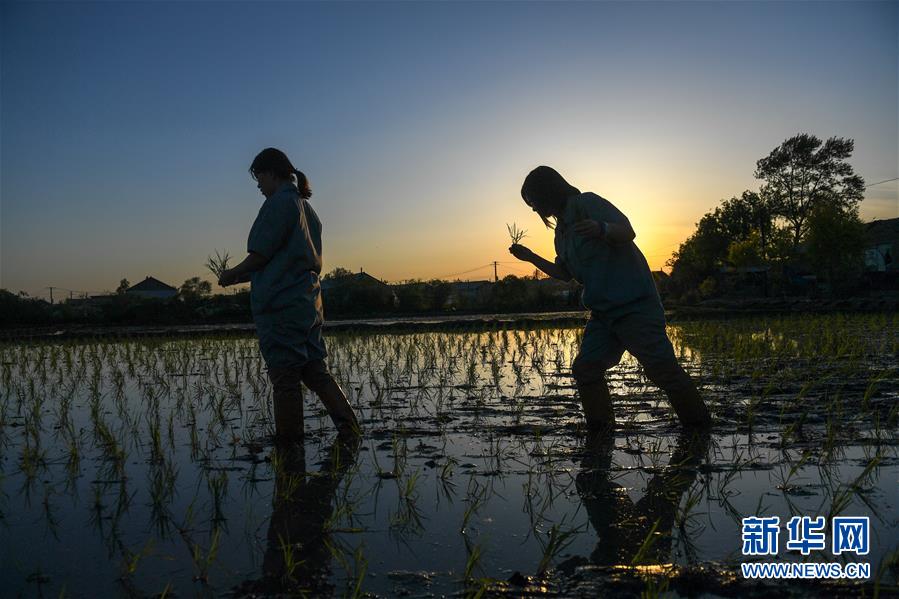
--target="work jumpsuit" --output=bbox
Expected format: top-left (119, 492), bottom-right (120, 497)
top-left (554, 192), bottom-right (710, 426)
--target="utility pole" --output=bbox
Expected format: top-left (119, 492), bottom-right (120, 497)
top-left (493, 261), bottom-right (498, 283)
top-left (46, 287), bottom-right (55, 304)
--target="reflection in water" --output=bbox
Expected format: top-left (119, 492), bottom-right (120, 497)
top-left (576, 430), bottom-right (709, 567)
top-left (235, 436), bottom-right (360, 596)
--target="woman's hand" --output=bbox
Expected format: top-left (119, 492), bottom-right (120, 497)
top-left (218, 252), bottom-right (267, 287)
top-left (509, 244), bottom-right (535, 262)
top-left (218, 268), bottom-right (239, 287)
top-left (573, 219), bottom-right (607, 240)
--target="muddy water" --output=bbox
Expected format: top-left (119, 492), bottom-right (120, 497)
top-left (0, 314), bottom-right (896, 597)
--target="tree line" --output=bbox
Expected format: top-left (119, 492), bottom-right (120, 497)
top-left (0, 273), bottom-right (581, 327)
top-left (2, 132), bottom-right (881, 327)
top-left (665, 133), bottom-right (868, 301)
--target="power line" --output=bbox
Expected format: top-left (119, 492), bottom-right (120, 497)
top-left (434, 263), bottom-right (494, 280)
top-left (865, 177), bottom-right (898, 188)
top-left (20, 286), bottom-right (106, 301)
top-left (432, 260), bottom-right (541, 282)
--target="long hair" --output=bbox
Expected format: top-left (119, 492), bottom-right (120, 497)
top-left (521, 166), bottom-right (580, 228)
top-left (249, 147), bottom-right (312, 199)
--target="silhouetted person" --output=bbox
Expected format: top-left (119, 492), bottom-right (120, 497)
top-left (509, 166), bottom-right (711, 429)
top-left (576, 430), bottom-right (709, 565)
top-left (234, 437), bottom-right (360, 596)
top-left (219, 148), bottom-right (359, 443)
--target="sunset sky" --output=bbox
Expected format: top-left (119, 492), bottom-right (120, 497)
top-left (2, 1), bottom-right (896, 299)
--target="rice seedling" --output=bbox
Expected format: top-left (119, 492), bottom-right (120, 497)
top-left (0, 313), bottom-right (896, 596)
top-left (276, 534), bottom-right (302, 583)
top-left (460, 477), bottom-right (488, 534)
top-left (188, 527), bottom-right (221, 583)
top-left (204, 250), bottom-right (231, 280)
top-left (535, 516), bottom-right (584, 576)
top-left (826, 452), bottom-right (883, 520)
top-left (389, 469), bottom-right (425, 535)
top-left (119, 539), bottom-right (155, 581)
top-left (463, 535), bottom-right (484, 582)
top-left (348, 544), bottom-right (368, 599)
top-left (629, 518), bottom-right (663, 566)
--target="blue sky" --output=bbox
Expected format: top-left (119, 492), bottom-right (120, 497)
top-left (2, 1), bottom-right (896, 298)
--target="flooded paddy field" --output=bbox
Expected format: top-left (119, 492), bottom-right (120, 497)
top-left (1, 313), bottom-right (897, 598)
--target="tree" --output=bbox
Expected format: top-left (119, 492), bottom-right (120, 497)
top-left (179, 277), bottom-right (212, 301)
top-left (0, 289), bottom-right (52, 325)
top-left (427, 280), bottom-right (452, 311)
top-left (805, 204), bottom-right (865, 295)
top-left (491, 275), bottom-right (527, 311)
top-left (116, 279), bottom-right (130, 295)
top-left (394, 280), bottom-right (427, 312)
top-left (323, 267), bottom-right (354, 281)
top-left (755, 134), bottom-right (864, 251)
top-left (666, 189), bottom-right (780, 299)
top-left (666, 212), bottom-right (729, 295)
top-left (727, 232), bottom-right (764, 268)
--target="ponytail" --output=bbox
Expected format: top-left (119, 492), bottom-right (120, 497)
top-left (294, 169), bottom-right (312, 199)
top-left (249, 147), bottom-right (312, 199)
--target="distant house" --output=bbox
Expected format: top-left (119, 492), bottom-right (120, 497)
top-left (126, 276), bottom-right (178, 299)
top-left (321, 271), bottom-right (389, 292)
top-left (864, 217), bottom-right (898, 272)
top-left (321, 270), bottom-right (395, 313)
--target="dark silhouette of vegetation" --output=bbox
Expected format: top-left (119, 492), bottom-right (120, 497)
top-left (0, 269), bottom-right (581, 327)
top-left (4, 133), bottom-right (879, 328)
top-left (755, 133), bottom-right (864, 251)
top-left (391, 280), bottom-right (452, 313)
top-left (805, 203), bottom-right (866, 295)
top-left (0, 290), bottom-right (55, 326)
top-left (178, 277), bottom-right (213, 302)
top-left (322, 267), bottom-right (354, 281)
top-left (0, 285), bottom-right (250, 328)
top-left (667, 133), bottom-right (869, 301)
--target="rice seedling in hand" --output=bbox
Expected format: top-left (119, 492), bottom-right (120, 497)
top-left (205, 250), bottom-right (231, 279)
top-left (506, 223), bottom-right (527, 245)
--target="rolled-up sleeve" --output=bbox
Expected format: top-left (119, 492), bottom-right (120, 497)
top-left (247, 195), bottom-right (299, 260)
top-left (583, 194), bottom-right (633, 244)
top-left (554, 255), bottom-right (573, 281)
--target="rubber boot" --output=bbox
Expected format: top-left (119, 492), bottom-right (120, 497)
top-left (665, 384), bottom-right (712, 429)
top-left (317, 379), bottom-right (360, 438)
top-left (302, 361), bottom-right (361, 437)
top-left (576, 379), bottom-right (615, 430)
top-left (273, 396), bottom-right (303, 446)
top-left (641, 357), bottom-right (712, 429)
top-left (269, 367), bottom-right (304, 446)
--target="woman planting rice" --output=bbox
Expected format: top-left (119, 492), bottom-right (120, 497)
top-left (509, 166), bottom-right (711, 429)
top-left (219, 148), bottom-right (359, 443)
